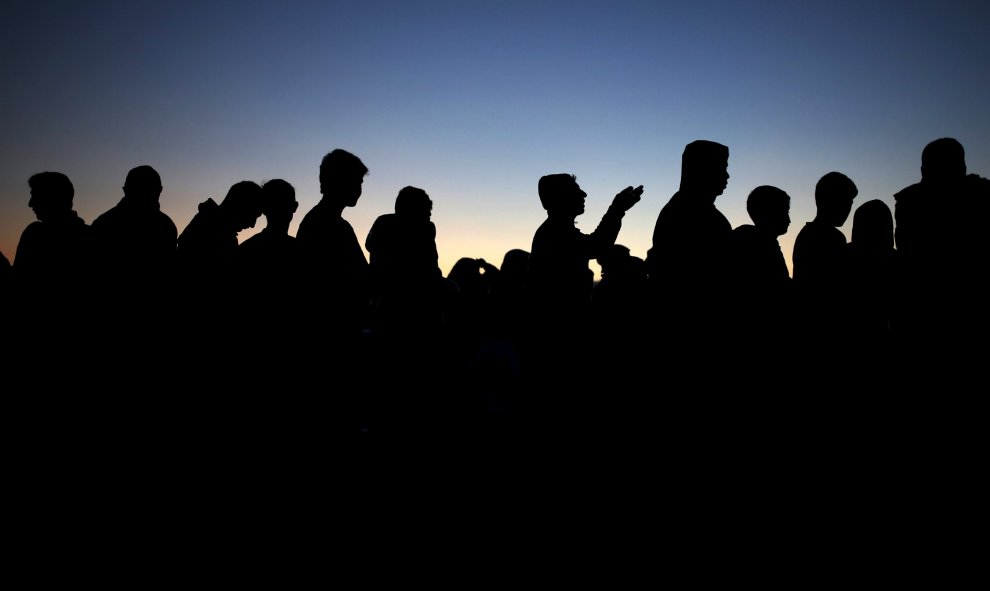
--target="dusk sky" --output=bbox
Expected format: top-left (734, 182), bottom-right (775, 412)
top-left (2, 0), bottom-right (987, 278)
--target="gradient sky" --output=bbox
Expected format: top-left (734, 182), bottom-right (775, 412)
top-left (2, 0), bottom-right (988, 278)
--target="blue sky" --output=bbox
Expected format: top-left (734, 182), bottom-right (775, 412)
top-left (2, 0), bottom-right (988, 277)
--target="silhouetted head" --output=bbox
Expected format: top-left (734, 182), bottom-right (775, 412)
top-left (596, 244), bottom-right (632, 271)
top-left (851, 199), bottom-right (894, 251)
top-left (921, 137), bottom-right (966, 183)
top-left (538, 173), bottom-right (586, 217)
top-left (815, 171), bottom-right (857, 227)
top-left (260, 178), bottom-right (298, 225)
top-left (220, 180), bottom-right (264, 232)
top-left (319, 148), bottom-right (368, 207)
top-left (28, 171), bottom-right (74, 222)
top-left (500, 249), bottom-right (530, 278)
top-left (123, 165), bottom-right (163, 206)
top-left (448, 257), bottom-right (486, 295)
top-left (746, 185), bottom-right (791, 237)
top-left (395, 186), bottom-right (433, 222)
top-left (681, 140), bottom-right (729, 199)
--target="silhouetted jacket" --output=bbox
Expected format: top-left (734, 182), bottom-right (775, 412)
top-left (91, 195), bottom-right (178, 283)
top-left (529, 205), bottom-right (625, 313)
top-left (296, 201), bottom-right (370, 331)
top-left (13, 210), bottom-right (92, 295)
top-left (365, 212), bottom-right (443, 330)
top-left (647, 190), bottom-right (732, 297)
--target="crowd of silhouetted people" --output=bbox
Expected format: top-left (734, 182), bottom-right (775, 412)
top-left (3, 138), bottom-right (988, 446)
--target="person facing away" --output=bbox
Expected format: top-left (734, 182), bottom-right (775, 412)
top-left (844, 199), bottom-right (901, 347)
top-left (365, 185), bottom-right (444, 335)
top-left (237, 178), bottom-right (304, 284)
top-left (90, 165), bottom-right (178, 292)
top-left (296, 148), bottom-right (371, 337)
top-left (893, 137), bottom-right (990, 344)
top-left (646, 139), bottom-right (732, 345)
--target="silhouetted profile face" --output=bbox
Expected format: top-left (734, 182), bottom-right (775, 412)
top-left (27, 171), bottom-right (73, 222)
top-left (682, 140), bottom-right (730, 199)
top-left (123, 165), bottom-right (163, 206)
top-left (319, 149), bottom-right (369, 209)
top-left (538, 174), bottom-right (586, 217)
top-left (747, 185), bottom-right (791, 237)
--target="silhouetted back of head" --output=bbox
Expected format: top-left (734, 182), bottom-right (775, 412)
top-left (260, 178), bottom-right (297, 222)
top-left (500, 249), bottom-right (530, 282)
top-left (123, 165), bottom-right (163, 204)
top-left (747, 185), bottom-right (791, 236)
top-left (395, 186), bottom-right (433, 221)
top-left (28, 171), bottom-right (74, 220)
top-left (596, 243), bottom-right (631, 270)
top-left (681, 140), bottom-right (729, 196)
top-left (921, 137), bottom-right (966, 182)
top-left (815, 171), bottom-right (857, 226)
top-left (538, 173), bottom-right (578, 211)
top-left (851, 199), bottom-right (894, 250)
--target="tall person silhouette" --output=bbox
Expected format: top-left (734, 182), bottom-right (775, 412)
top-left (12, 171), bottom-right (93, 375)
top-left (89, 164), bottom-right (180, 383)
top-left (296, 149), bottom-right (372, 434)
top-left (646, 139), bottom-right (732, 381)
top-left (893, 137), bottom-right (990, 348)
top-left (296, 149), bottom-right (372, 340)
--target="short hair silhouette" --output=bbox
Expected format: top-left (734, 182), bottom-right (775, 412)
top-left (28, 171), bottom-right (74, 214)
top-left (747, 185), bottom-right (791, 230)
top-left (815, 171), bottom-right (858, 207)
top-left (921, 137), bottom-right (966, 181)
top-left (124, 165), bottom-right (163, 196)
top-left (537, 173), bottom-right (577, 211)
top-left (681, 140), bottom-right (730, 193)
top-left (319, 148), bottom-right (369, 184)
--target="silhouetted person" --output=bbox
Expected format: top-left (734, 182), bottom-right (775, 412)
top-left (12, 171), bottom-right (93, 373)
top-left (365, 185), bottom-right (445, 337)
top-left (792, 171), bottom-right (857, 335)
top-left (91, 165), bottom-right (178, 294)
top-left (646, 140), bottom-right (732, 361)
top-left (527, 173), bottom-right (642, 433)
top-left (294, 149), bottom-right (373, 434)
top-left (845, 199), bottom-right (901, 351)
top-left (175, 180), bottom-right (262, 378)
top-left (893, 137), bottom-right (990, 349)
top-left (489, 248), bottom-right (530, 335)
top-left (728, 185), bottom-right (794, 384)
top-left (89, 165), bottom-right (180, 395)
top-left (236, 178), bottom-right (309, 332)
top-left (13, 172), bottom-right (92, 305)
top-left (364, 185), bottom-right (449, 434)
top-left (237, 179), bottom-right (307, 300)
top-left (296, 148), bottom-right (371, 339)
